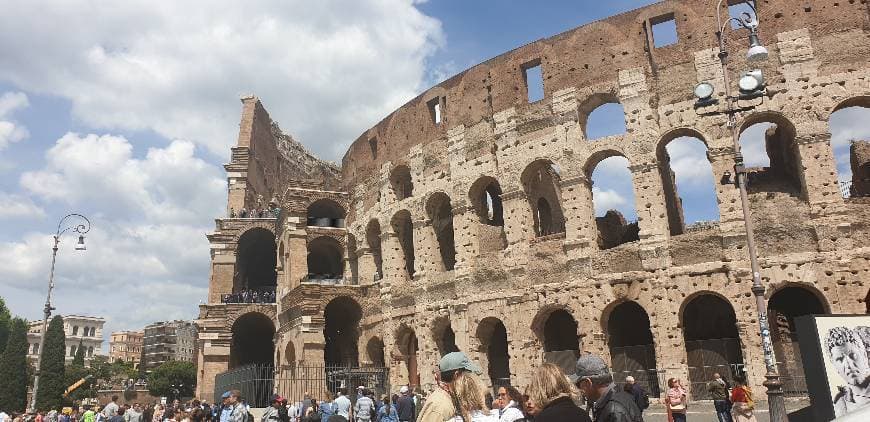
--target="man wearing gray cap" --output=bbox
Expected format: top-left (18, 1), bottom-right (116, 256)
top-left (418, 351), bottom-right (495, 422)
top-left (568, 355), bottom-right (643, 422)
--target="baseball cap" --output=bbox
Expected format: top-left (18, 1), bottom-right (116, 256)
top-left (399, 386), bottom-right (409, 394)
top-left (439, 351), bottom-right (482, 375)
top-left (567, 354), bottom-right (611, 384)
top-left (220, 391), bottom-right (231, 399)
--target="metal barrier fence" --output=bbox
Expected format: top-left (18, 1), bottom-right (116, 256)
top-left (214, 364), bottom-right (390, 408)
top-left (685, 338), bottom-right (745, 400)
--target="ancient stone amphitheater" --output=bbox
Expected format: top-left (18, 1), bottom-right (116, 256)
top-left (194, 0), bottom-right (870, 405)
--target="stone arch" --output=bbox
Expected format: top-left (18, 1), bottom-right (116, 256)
top-left (365, 336), bottom-right (386, 367)
top-left (680, 293), bottom-right (744, 399)
top-left (284, 341), bottom-right (296, 366)
top-left (829, 96), bottom-right (870, 197)
top-left (520, 159), bottom-right (566, 237)
top-left (306, 198), bottom-right (346, 227)
top-left (234, 227), bottom-right (277, 292)
top-left (425, 191), bottom-right (457, 271)
top-left (468, 176), bottom-right (505, 227)
top-left (230, 312), bottom-right (275, 369)
top-left (395, 324), bottom-right (420, 389)
top-left (366, 219), bottom-right (384, 279)
top-left (532, 305), bottom-right (580, 375)
top-left (578, 91), bottom-right (626, 140)
top-left (307, 236), bottom-right (344, 280)
top-left (476, 317), bottom-right (511, 390)
top-left (323, 296), bottom-right (362, 366)
top-left (391, 210), bottom-right (415, 278)
top-left (432, 315), bottom-right (460, 357)
top-left (584, 151), bottom-right (639, 249)
top-left (656, 128), bottom-right (720, 235)
top-left (830, 95), bottom-right (870, 117)
top-left (737, 111), bottom-right (805, 196)
top-left (390, 165), bottom-right (414, 200)
top-left (603, 300), bottom-right (660, 395)
top-left (767, 283), bottom-right (829, 396)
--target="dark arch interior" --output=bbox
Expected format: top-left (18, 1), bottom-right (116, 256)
top-left (307, 237), bottom-right (344, 279)
top-left (543, 309), bottom-right (579, 352)
top-left (324, 297), bottom-right (362, 367)
top-left (366, 220), bottom-right (383, 279)
top-left (683, 294), bottom-right (744, 398)
top-left (768, 286), bottom-right (826, 396)
top-left (307, 199), bottom-right (346, 227)
top-left (683, 295), bottom-right (740, 341)
top-left (392, 211), bottom-right (415, 278)
top-left (481, 319), bottom-right (510, 388)
top-left (427, 193), bottom-right (457, 271)
top-left (523, 162), bottom-right (565, 237)
top-left (608, 301), bottom-right (654, 347)
top-left (607, 302), bottom-right (660, 395)
top-left (366, 337), bottom-right (386, 367)
top-left (397, 328), bottom-right (420, 389)
top-left (231, 313), bottom-right (275, 369)
top-left (235, 228), bottom-right (277, 292)
top-left (477, 181), bottom-right (504, 226)
top-left (391, 166), bottom-right (414, 200)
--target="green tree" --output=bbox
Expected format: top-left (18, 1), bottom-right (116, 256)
top-left (147, 361), bottom-right (196, 400)
top-left (72, 340), bottom-right (85, 367)
top-left (0, 318), bottom-right (29, 412)
top-left (0, 297), bottom-right (11, 355)
top-left (35, 315), bottom-right (66, 410)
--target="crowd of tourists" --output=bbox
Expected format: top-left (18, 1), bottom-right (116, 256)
top-left (0, 395), bottom-right (221, 422)
top-left (221, 289), bottom-right (277, 304)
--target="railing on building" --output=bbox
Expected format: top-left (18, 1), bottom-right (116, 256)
top-left (214, 364), bottom-right (390, 408)
top-left (221, 287), bottom-right (277, 304)
top-left (840, 179), bottom-right (870, 198)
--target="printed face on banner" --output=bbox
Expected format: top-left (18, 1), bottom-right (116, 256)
top-left (814, 316), bottom-right (870, 418)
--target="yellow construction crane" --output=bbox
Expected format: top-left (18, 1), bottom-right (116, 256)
top-left (63, 375), bottom-right (94, 398)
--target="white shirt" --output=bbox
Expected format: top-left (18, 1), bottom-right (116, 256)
top-left (497, 405), bottom-right (524, 422)
top-left (452, 410), bottom-right (497, 422)
top-left (1, 411), bottom-right (10, 422)
top-left (333, 395), bottom-right (352, 418)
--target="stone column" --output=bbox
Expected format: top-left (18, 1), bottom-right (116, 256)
top-left (413, 217), bottom-right (440, 278)
top-left (282, 229), bottom-right (308, 292)
top-left (559, 174), bottom-right (596, 270)
top-left (795, 132), bottom-right (853, 251)
top-left (208, 254), bottom-right (236, 303)
top-left (499, 189), bottom-right (532, 271)
top-left (451, 204), bottom-right (477, 278)
top-left (629, 162), bottom-right (671, 270)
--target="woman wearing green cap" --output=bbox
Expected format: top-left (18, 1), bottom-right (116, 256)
top-left (418, 352), bottom-right (497, 422)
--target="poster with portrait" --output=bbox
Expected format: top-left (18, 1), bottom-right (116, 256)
top-left (796, 315), bottom-right (870, 421)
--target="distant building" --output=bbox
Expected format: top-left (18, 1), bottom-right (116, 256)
top-left (140, 320), bottom-right (197, 373)
top-left (109, 330), bottom-right (144, 368)
top-left (27, 315), bottom-right (105, 365)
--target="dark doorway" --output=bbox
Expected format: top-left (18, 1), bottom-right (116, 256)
top-left (235, 228), bottom-right (277, 292)
top-left (391, 210), bottom-right (415, 278)
top-left (683, 294), bottom-right (744, 399)
top-left (768, 286), bottom-right (827, 396)
top-left (397, 326), bottom-right (420, 389)
top-left (366, 337), bottom-right (386, 367)
top-left (307, 236), bottom-right (344, 280)
top-left (230, 312), bottom-right (275, 369)
top-left (607, 301), bottom-right (660, 395)
top-left (426, 192), bottom-right (457, 271)
top-left (323, 297), bottom-right (362, 367)
top-left (541, 309), bottom-right (580, 375)
top-left (478, 318), bottom-right (510, 390)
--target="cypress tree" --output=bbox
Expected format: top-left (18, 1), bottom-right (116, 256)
top-left (0, 318), bottom-right (30, 412)
top-left (72, 340), bottom-right (85, 367)
top-left (35, 315), bottom-right (66, 410)
top-left (0, 297), bottom-right (10, 355)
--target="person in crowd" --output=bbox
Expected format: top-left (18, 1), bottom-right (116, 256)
top-left (663, 378), bottom-right (688, 422)
top-left (319, 393), bottom-right (335, 420)
top-left (569, 355), bottom-right (642, 422)
top-left (376, 395), bottom-right (398, 422)
top-left (221, 391), bottom-right (247, 422)
top-left (286, 400), bottom-right (299, 422)
top-left (418, 351), bottom-right (496, 421)
top-left (299, 394), bottom-right (312, 421)
top-left (395, 386), bottom-right (414, 422)
top-left (104, 398), bottom-right (120, 420)
top-left (95, 407), bottom-right (105, 422)
top-left (262, 395), bottom-right (283, 422)
top-left (0, 409), bottom-right (9, 422)
top-left (729, 376), bottom-right (757, 422)
top-left (152, 405), bottom-right (164, 422)
top-left (108, 408), bottom-right (125, 422)
top-left (526, 363), bottom-right (589, 422)
top-left (354, 389), bottom-right (374, 422)
top-left (494, 386), bottom-right (526, 422)
top-left (622, 376), bottom-right (649, 416)
top-left (333, 389), bottom-right (351, 420)
top-left (125, 404), bottom-right (143, 422)
top-left (47, 409), bottom-right (59, 422)
top-left (707, 373), bottom-right (732, 422)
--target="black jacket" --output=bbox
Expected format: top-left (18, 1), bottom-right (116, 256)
top-left (396, 395), bottom-right (415, 421)
top-left (592, 386), bottom-right (643, 422)
top-left (535, 396), bottom-right (592, 422)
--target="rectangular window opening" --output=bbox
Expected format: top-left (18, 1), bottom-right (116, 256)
top-left (728, 0), bottom-right (757, 30)
top-left (427, 97), bottom-right (443, 125)
top-left (522, 60), bottom-right (545, 103)
top-left (368, 137), bottom-right (378, 159)
top-left (651, 14), bottom-right (678, 48)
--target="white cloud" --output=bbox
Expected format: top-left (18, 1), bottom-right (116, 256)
top-left (592, 187), bottom-right (627, 216)
top-left (0, 192), bottom-right (45, 219)
top-left (666, 137), bottom-right (715, 187)
top-left (0, 91), bottom-right (29, 150)
top-left (739, 122), bottom-right (774, 168)
top-left (0, 1), bottom-right (444, 160)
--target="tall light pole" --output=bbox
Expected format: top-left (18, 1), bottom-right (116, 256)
top-left (29, 213), bottom-right (91, 412)
top-left (692, 1), bottom-right (786, 421)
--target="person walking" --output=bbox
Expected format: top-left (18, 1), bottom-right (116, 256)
top-left (104, 398), bottom-right (120, 420)
top-left (664, 378), bottom-right (688, 422)
top-left (395, 387), bottom-right (414, 422)
top-left (622, 376), bottom-right (649, 416)
top-left (526, 363), bottom-right (589, 422)
top-left (333, 390), bottom-right (352, 420)
top-left (707, 373), bottom-right (733, 422)
top-left (108, 408), bottom-right (125, 422)
top-left (376, 396), bottom-right (398, 422)
top-left (353, 390), bottom-right (374, 422)
top-left (224, 391), bottom-right (248, 422)
top-left (126, 405), bottom-right (143, 422)
top-left (729, 376), bottom-right (757, 422)
top-left (569, 355), bottom-right (642, 422)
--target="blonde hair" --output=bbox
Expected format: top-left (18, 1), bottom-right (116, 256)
top-left (451, 371), bottom-right (489, 421)
top-left (527, 363), bottom-right (577, 410)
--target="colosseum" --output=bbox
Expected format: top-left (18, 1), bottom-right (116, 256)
top-left (194, 0), bottom-right (870, 407)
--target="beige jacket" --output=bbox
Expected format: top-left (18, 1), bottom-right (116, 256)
top-left (417, 389), bottom-right (455, 422)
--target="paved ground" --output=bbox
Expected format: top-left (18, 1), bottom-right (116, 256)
top-left (639, 400), bottom-right (811, 422)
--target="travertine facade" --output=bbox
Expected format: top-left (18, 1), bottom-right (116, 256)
top-left (196, 0), bottom-right (870, 404)
top-left (109, 330), bottom-right (143, 368)
top-left (27, 315), bottom-right (105, 365)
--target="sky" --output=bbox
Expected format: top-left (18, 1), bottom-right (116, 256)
top-left (0, 0), bottom-right (868, 352)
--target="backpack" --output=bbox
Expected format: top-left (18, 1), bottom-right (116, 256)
top-left (638, 388), bottom-right (650, 410)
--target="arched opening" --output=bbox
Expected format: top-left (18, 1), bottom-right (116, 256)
top-left (433, 317), bottom-right (460, 357)
top-left (234, 228), bottom-right (277, 293)
top-left (426, 192), bottom-right (457, 271)
top-left (396, 325), bottom-right (420, 389)
top-left (366, 220), bottom-right (384, 280)
top-left (366, 337), bottom-right (386, 367)
top-left (390, 165), bottom-right (414, 200)
top-left (323, 296), bottom-right (362, 367)
top-left (284, 342), bottom-right (296, 366)
top-left (657, 132), bottom-right (720, 235)
top-left (521, 160), bottom-right (565, 237)
top-left (537, 308), bottom-right (580, 375)
top-left (230, 312), bottom-right (275, 369)
top-left (682, 294), bottom-right (744, 399)
top-left (738, 115), bottom-right (803, 196)
top-left (768, 285), bottom-right (827, 396)
top-left (580, 94), bottom-right (627, 140)
top-left (391, 210), bottom-right (415, 278)
top-left (829, 99), bottom-right (870, 197)
top-left (587, 154), bottom-right (639, 249)
top-left (469, 177), bottom-right (507, 252)
top-left (307, 236), bottom-right (344, 281)
top-left (606, 301), bottom-right (660, 395)
top-left (306, 199), bottom-right (346, 227)
top-left (477, 318), bottom-right (510, 390)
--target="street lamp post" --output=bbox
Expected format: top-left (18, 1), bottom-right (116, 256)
top-left (29, 213), bottom-right (91, 413)
top-left (693, 2), bottom-right (786, 422)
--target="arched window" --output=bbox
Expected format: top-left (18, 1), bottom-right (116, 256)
top-left (391, 210), bottom-right (415, 278)
top-left (230, 312), bottom-right (275, 369)
top-left (658, 131), bottom-right (720, 235)
top-left (829, 98), bottom-right (870, 197)
top-left (521, 160), bottom-right (565, 237)
top-left (426, 192), bottom-right (456, 271)
top-left (768, 285), bottom-right (827, 396)
top-left (307, 199), bottom-right (346, 228)
top-left (469, 177), bottom-right (506, 252)
top-left (682, 294), bottom-right (744, 399)
top-left (366, 337), bottom-right (386, 367)
top-left (433, 317), bottom-right (460, 357)
top-left (234, 228), bottom-right (277, 292)
top-left (307, 236), bottom-right (344, 282)
top-left (579, 94), bottom-right (627, 140)
top-left (739, 115), bottom-right (803, 195)
top-left (366, 220), bottom-right (384, 279)
top-left (606, 301), bottom-right (660, 395)
top-left (390, 165), bottom-right (414, 200)
top-left (323, 296), bottom-right (362, 367)
top-left (395, 325), bottom-right (420, 389)
top-left (587, 154), bottom-right (639, 249)
top-left (477, 318), bottom-right (510, 389)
